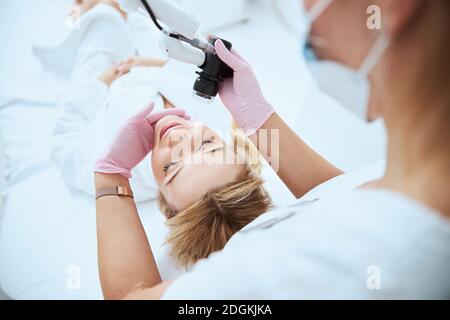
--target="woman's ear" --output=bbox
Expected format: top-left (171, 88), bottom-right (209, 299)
top-left (381, 0), bottom-right (422, 38)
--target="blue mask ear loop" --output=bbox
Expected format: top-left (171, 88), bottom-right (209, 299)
top-left (299, 0), bottom-right (333, 60)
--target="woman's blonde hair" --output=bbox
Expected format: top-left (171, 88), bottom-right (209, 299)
top-left (158, 128), bottom-right (272, 268)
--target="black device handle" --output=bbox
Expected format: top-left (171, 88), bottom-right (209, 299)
top-left (208, 37), bottom-right (233, 79)
top-left (193, 37), bottom-right (234, 99)
top-left (198, 37), bottom-right (233, 79)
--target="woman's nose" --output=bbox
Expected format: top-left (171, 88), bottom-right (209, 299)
top-left (167, 123), bottom-right (202, 151)
top-left (167, 128), bottom-right (193, 150)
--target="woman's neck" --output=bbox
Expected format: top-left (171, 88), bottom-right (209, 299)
top-left (379, 99), bottom-right (450, 218)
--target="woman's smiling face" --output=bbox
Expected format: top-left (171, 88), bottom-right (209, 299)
top-left (151, 115), bottom-right (244, 213)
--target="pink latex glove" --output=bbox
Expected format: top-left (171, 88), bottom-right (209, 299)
top-left (94, 103), bottom-right (190, 178)
top-left (215, 40), bottom-right (274, 136)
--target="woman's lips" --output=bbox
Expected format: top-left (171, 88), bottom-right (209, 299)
top-left (160, 122), bottom-right (182, 140)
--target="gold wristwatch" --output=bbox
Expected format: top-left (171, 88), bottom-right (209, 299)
top-left (95, 186), bottom-right (134, 200)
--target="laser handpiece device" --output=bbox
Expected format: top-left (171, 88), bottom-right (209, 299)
top-left (138, 0), bottom-right (215, 55)
top-left (117, 0), bottom-right (234, 102)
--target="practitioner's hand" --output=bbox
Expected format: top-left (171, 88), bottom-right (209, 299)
top-left (214, 40), bottom-right (274, 136)
top-left (94, 104), bottom-right (190, 178)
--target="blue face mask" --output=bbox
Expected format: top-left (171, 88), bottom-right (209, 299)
top-left (299, 0), bottom-right (390, 122)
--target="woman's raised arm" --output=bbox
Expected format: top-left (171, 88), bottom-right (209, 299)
top-left (94, 105), bottom-right (189, 299)
top-left (95, 172), bottom-right (163, 299)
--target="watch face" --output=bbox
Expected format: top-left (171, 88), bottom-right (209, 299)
top-left (117, 186), bottom-right (133, 197)
top-left (117, 186), bottom-right (126, 195)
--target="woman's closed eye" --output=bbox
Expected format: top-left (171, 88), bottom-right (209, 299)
top-left (201, 137), bottom-right (226, 154)
top-left (163, 161), bottom-right (177, 174)
top-left (200, 137), bottom-right (215, 149)
top-left (163, 138), bottom-right (215, 174)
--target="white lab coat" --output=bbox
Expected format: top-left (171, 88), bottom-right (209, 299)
top-left (163, 162), bottom-right (450, 299)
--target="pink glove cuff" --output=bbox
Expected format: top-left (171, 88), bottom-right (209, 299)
top-left (239, 103), bottom-right (274, 136)
top-left (94, 160), bottom-right (132, 179)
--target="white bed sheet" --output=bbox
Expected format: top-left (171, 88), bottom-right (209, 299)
top-left (0, 166), bottom-right (182, 299)
top-left (0, 0), bottom-right (385, 299)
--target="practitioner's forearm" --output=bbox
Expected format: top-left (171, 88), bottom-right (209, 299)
top-left (249, 112), bottom-right (343, 198)
top-left (95, 173), bottom-right (162, 300)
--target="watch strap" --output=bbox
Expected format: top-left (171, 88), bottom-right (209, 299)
top-left (95, 186), bottom-right (134, 200)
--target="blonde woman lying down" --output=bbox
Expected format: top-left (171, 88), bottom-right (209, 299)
top-left (46, 1), bottom-right (272, 268)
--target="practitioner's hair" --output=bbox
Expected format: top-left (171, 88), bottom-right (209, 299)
top-left (158, 129), bottom-right (272, 268)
